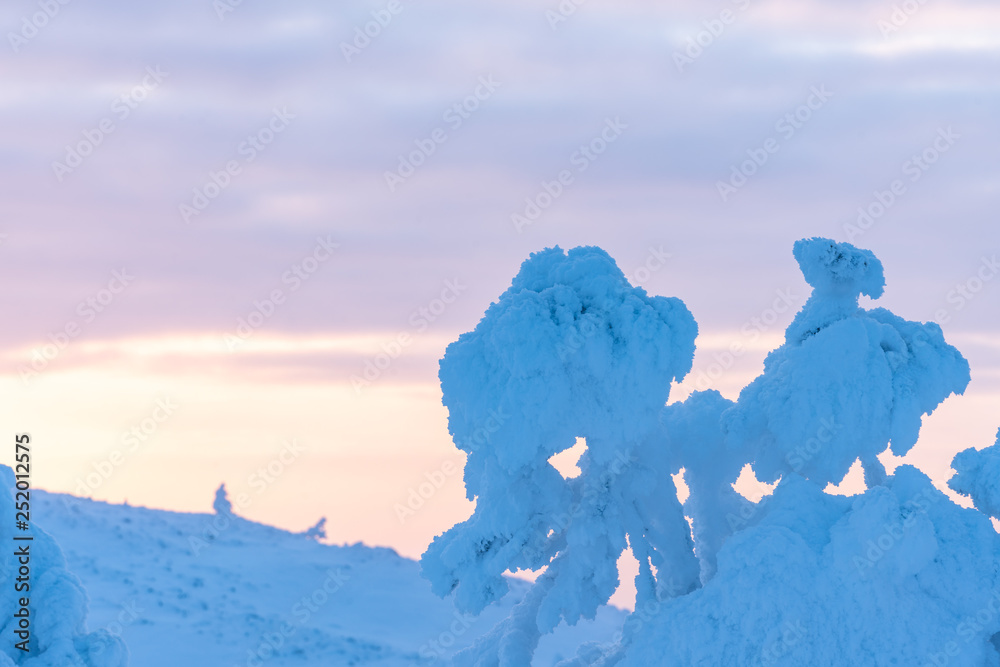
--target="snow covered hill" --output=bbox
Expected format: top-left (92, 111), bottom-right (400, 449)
top-left (33, 489), bottom-right (627, 666)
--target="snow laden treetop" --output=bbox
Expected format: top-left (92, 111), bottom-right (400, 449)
top-left (422, 238), bottom-right (1000, 666)
top-left (726, 238), bottom-right (970, 488)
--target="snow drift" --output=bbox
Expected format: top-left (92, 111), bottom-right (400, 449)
top-left (423, 238), bottom-right (998, 666)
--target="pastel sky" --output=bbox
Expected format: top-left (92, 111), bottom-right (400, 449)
top-left (2, 0), bottom-right (998, 607)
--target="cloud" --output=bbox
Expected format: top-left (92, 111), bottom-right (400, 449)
top-left (0, 0), bottom-right (996, 353)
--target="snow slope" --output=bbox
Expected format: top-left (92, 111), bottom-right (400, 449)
top-left (30, 488), bottom-right (626, 666)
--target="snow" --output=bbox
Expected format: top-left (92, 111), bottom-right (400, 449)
top-left (7, 484), bottom-right (624, 666)
top-left (950, 428), bottom-right (1000, 520)
top-left (660, 389), bottom-right (743, 582)
top-left (6, 237), bottom-right (996, 666)
top-left (423, 238), bottom-right (999, 666)
top-left (615, 466), bottom-right (1000, 666)
top-left (422, 246), bottom-right (701, 656)
top-left (724, 238), bottom-right (971, 488)
top-left (0, 466), bottom-right (127, 667)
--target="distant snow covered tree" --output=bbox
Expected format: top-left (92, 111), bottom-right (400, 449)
top-left (213, 483), bottom-right (233, 516)
top-left (423, 238), bottom-right (999, 666)
top-left (302, 517), bottom-right (327, 540)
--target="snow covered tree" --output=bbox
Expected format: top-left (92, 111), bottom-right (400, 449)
top-left (302, 517), bottom-right (328, 540)
top-left (423, 238), bottom-right (998, 666)
top-left (950, 428), bottom-right (1000, 520)
top-left (723, 238), bottom-right (970, 488)
top-left (421, 246), bottom-right (700, 662)
top-left (213, 484), bottom-right (233, 516)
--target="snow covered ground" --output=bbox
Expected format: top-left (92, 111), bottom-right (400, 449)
top-left (32, 489), bottom-right (626, 666)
